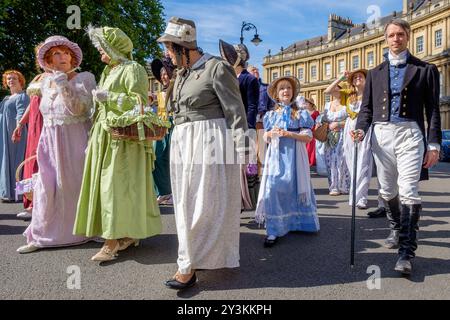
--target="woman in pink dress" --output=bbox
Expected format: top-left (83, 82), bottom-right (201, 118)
top-left (12, 53), bottom-right (46, 219)
top-left (17, 36), bottom-right (96, 253)
top-left (302, 98), bottom-right (320, 167)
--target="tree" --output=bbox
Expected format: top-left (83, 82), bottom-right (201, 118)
top-left (0, 0), bottom-right (165, 96)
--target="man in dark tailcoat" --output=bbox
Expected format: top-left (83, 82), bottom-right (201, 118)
top-left (352, 19), bottom-right (441, 275)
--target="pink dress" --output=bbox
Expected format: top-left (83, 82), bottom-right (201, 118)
top-left (23, 77), bottom-right (44, 209)
top-left (24, 72), bottom-right (96, 247)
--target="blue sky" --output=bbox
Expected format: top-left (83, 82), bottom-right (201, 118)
top-left (161, 0), bottom-right (401, 71)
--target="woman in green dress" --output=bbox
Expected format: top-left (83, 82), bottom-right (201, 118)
top-left (74, 26), bottom-right (162, 262)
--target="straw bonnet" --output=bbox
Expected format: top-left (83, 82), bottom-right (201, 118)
top-left (347, 68), bottom-right (368, 85)
top-left (267, 76), bottom-right (301, 103)
top-left (304, 96), bottom-right (316, 106)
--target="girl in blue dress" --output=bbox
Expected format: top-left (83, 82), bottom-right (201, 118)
top-left (255, 76), bottom-right (319, 247)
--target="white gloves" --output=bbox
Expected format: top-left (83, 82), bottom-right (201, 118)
top-left (92, 88), bottom-right (109, 102)
top-left (52, 71), bottom-right (68, 87)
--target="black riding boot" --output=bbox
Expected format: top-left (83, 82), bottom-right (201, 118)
top-left (383, 196), bottom-right (401, 249)
top-left (395, 204), bottom-right (421, 275)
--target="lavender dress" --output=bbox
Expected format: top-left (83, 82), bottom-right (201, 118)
top-left (24, 72), bottom-right (96, 247)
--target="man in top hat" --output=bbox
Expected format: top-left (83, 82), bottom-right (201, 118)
top-left (352, 19), bottom-right (441, 275)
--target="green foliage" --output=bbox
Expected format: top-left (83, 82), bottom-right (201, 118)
top-left (0, 0), bottom-right (166, 96)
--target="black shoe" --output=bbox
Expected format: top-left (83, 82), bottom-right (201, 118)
top-left (394, 256), bottom-right (412, 275)
top-left (384, 230), bottom-right (400, 249)
top-left (165, 272), bottom-right (197, 290)
top-left (367, 207), bottom-right (387, 218)
top-left (263, 237), bottom-right (278, 248)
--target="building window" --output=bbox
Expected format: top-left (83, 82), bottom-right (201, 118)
top-left (338, 59), bottom-right (345, 74)
top-left (416, 36), bottom-right (424, 54)
top-left (435, 29), bottom-right (442, 48)
top-left (324, 94), bottom-right (331, 104)
top-left (272, 72), bottom-right (278, 81)
top-left (298, 68), bottom-right (304, 80)
top-left (367, 52), bottom-right (374, 68)
top-left (153, 82), bottom-right (159, 92)
top-left (440, 71), bottom-right (444, 98)
top-left (284, 70), bottom-right (291, 77)
top-left (311, 66), bottom-right (317, 80)
top-left (352, 56), bottom-right (359, 70)
top-left (325, 63), bottom-right (331, 77)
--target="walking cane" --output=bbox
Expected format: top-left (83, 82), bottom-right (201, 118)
top-left (350, 133), bottom-right (359, 268)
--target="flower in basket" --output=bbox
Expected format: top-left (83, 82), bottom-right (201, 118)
top-left (246, 164), bottom-right (258, 176)
top-left (15, 173), bottom-right (38, 201)
top-left (122, 104), bottom-right (154, 117)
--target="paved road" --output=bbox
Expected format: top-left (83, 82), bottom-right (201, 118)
top-left (1, 163), bottom-right (449, 300)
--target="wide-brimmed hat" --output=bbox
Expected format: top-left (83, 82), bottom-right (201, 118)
top-left (219, 39), bottom-right (249, 68)
top-left (304, 96), bottom-right (315, 106)
top-left (37, 36), bottom-right (82, 69)
top-left (297, 95), bottom-right (316, 107)
top-left (347, 68), bottom-right (368, 85)
top-left (87, 25), bottom-right (133, 63)
top-left (157, 17), bottom-right (197, 50)
top-left (267, 76), bottom-right (300, 103)
top-left (151, 57), bottom-right (175, 84)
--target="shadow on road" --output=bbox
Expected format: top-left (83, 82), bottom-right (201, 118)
top-left (0, 224), bottom-right (27, 236)
top-left (0, 213), bottom-right (22, 221)
top-left (174, 211), bottom-right (450, 298)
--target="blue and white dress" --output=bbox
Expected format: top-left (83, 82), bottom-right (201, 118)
top-left (255, 105), bottom-right (320, 237)
top-left (0, 92), bottom-right (29, 200)
top-left (322, 102), bottom-right (350, 193)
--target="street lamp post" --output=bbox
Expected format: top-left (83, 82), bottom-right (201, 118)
top-left (240, 21), bottom-right (262, 46)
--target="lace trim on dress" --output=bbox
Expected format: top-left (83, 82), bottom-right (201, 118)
top-left (43, 115), bottom-right (90, 127)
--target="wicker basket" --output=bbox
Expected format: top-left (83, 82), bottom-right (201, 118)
top-left (110, 123), bottom-right (167, 141)
top-left (313, 122), bottom-right (329, 142)
top-left (109, 98), bottom-right (167, 141)
top-left (15, 155), bottom-right (37, 201)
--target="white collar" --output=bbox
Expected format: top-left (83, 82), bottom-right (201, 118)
top-left (191, 53), bottom-right (213, 70)
top-left (388, 50), bottom-right (409, 66)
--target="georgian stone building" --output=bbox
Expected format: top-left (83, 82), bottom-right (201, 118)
top-left (262, 0), bottom-right (450, 128)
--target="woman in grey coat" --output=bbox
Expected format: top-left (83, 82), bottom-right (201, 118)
top-left (157, 17), bottom-right (249, 289)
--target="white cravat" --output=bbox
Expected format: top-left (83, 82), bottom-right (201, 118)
top-left (388, 50), bottom-right (408, 66)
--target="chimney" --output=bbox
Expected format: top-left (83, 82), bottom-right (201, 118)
top-left (403, 0), bottom-right (409, 14)
top-left (328, 14), bottom-right (355, 41)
